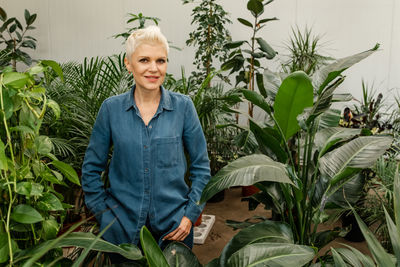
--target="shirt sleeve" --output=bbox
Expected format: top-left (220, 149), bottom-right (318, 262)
top-left (81, 101), bottom-right (111, 220)
top-left (182, 97), bottom-right (211, 223)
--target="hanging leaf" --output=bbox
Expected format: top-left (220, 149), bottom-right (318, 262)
top-left (47, 99), bottom-right (60, 119)
top-left (1, 86), bottom-right (14, 119)
top-left (200, 154), bottom-right (291, 203)
top-left (42, 219), bottom-right (59, 240)
top-left (37, 192), bottom-right (64, 211)
top-left (35, 135), bottom-right (53, 155)
top-left (51, 160), bottom-right (80, 186)
top-left (256, 38), bottom-right (276, 59)
top-left (274, 71), bottom-right (313, 141)
top-left (3, 72), bottom-right (29, 88)
top-left (11, 204), bottom-right (43, 224)
top-left (237, 18), bottom-right (253, 28)
top-left (41, 60), bottom-right (64, 82)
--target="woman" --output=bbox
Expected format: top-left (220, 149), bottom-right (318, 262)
top-left (81, 26), bottom-right (211, 252)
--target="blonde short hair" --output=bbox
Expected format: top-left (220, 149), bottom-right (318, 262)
top-left (125, 25), bottom-right (169, 61)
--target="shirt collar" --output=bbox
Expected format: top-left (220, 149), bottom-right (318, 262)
top-left (124, 85), bottom-right (173, 112)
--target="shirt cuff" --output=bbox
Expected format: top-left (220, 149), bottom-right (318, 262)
top-left (184, 199), bottom-right (205, 223)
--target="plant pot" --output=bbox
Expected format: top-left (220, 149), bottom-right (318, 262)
top-left (342, 213), bottom-right (365, 242)
top-left (194, 212), bottom-right (203, 227)
top-left (241, 185), bottom-right (260, 197)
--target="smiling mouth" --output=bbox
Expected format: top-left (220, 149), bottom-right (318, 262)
top-left (145, 76), bottom-right (159, 81)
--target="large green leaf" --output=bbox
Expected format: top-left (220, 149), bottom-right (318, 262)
top-left (51, 160), bottom-right (80, 186)
top-left (22, 232), bottom-right (142, 263)
top-left (319, 136), bottom-right (393, 182)
top-left (3, 72), bottom-right (29, 88)
top-left (35, 135), bottom-right (53, 155)
top-left (37, 192), bottom-right (64, 211)
top-left (314, 127), bottom-right (361, 157)
top-left (140, 226), bottom-right (169, 267)
top-left (331, 248), bottom-right (348, 267)
top-left (242, 89), bottom-right (272, 115)
top-left (163, 242), bottom-right (201, 267)
top-left (256, 38), bottom-right (276, 59)
top-left (42, 219), bottom-right (59, 240)
top-left (312, 44), bottom-right (379, 94)
top-left (227, 242), bottom-right (314, 267)
top-left (247, 0), bottom-right (264, 17)
top-left (317, 109), bottom-right (341, 130)
top-left (353, 209), bottom-right (394, 266)
top-left (274, 71), bottom-right (313, 141)
top-left (249, 120), bottom-right (287, 163)
top-left (200, 154), bottom-right (291, 203)
top-left (220, 220), bottom-right (294, 266)
top-left (335, 244), bottom-right (375, 267)
top-left (11, 204), bottom-right (43, 224)
top-left (16, 182), bottom-right (43, 197)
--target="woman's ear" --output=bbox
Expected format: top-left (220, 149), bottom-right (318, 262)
top-left (124, 57), bottom-right (132, 73)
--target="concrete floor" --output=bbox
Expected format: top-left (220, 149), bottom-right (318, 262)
top-left (192, 187), bottom-right (370, 265)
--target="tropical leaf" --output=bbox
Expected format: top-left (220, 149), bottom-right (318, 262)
top-left (319, 136), bottom-right (393, 182)
top-left (274, 71), bottom-right (314, 141)
top-left (10, 204), bottom-right (43, 224)
top-left (335, 244), bottom-right (375, 267)
top-left (140, 226), bottom-right (169, 267)
top-left (314, 127), bottom-right (361, 157)
top-left (200, 154), bottom-right (291, 203)
top-left (312, 44), bottom-right (379, 94)
top-left (163, 242), bottom-right (201, 267)
top-left (353, 209), bottom-right (394, 266)
top-left (227, 242), bottom-right (314, 267)
top-left (220, 220), bottom-right (294, 266)
top-left (331, 248), bottom-right (348, 267)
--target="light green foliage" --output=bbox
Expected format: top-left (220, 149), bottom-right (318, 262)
top-left (0, 61), bottom-right (81, 265)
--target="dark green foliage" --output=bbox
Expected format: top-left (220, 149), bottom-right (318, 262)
top-left (0, 8), bottom-right (38, 71)
top-left (113, 12), bottom-right (160, 42)
top-left (183, 0), bottom-right (232, 85)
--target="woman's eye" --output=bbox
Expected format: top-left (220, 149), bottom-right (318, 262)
top-left (139, 58), bottom-right (148, 63)
top-left (157, 59), bottom-right (166, 64)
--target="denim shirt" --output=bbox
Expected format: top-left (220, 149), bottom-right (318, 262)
top-left (81, 85), bottom-right (211, 245)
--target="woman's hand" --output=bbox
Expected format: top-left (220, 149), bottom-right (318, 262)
top-left (163, 216), bottom-right (192, 241)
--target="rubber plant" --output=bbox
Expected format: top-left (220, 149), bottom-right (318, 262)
top-left (221, 0), bottom-right (278, 118)
top-left (196, 44), bottom-right (394, 265)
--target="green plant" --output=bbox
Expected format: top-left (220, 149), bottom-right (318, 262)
top-left (183, 0), bottom-right (232, 85)
top-left (198, 44), bottom-right (393, 264)
top-left (0, 8), bottom-right (37, 71)
top-left (327, 164), bottom-right (400, 266)
top-left (0, 61), bottom-right (81, 265)
top-left (281, 26), bottom-right (333, 75)
top-left (222, 0), bottom-right (278, 118)
top-left (113, 12), bottom-right (160, 42)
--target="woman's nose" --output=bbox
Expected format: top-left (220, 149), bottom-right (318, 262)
top-left (149, 61), bottom-right (157, 71)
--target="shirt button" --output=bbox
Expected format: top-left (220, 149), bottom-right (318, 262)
top-left (145, 168), bottom-right (149, 172)
top-left (149, 125), bottom-right (152, 129)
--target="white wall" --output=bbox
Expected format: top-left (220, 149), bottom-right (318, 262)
top-left (2, 0), bottom-right (399, 105)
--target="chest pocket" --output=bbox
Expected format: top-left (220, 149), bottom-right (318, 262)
top-left (156, 137), bottom-right (180, 168)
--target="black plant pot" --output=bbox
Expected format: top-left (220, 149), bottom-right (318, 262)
top-left (342, 213), bottom-right (365, 242)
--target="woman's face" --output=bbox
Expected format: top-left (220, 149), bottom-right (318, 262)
top-left (125, 42), bottom-right (168, 92)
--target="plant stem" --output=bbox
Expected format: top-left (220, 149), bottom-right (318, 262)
top-left (0, 77), bottom-right (16, 265)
